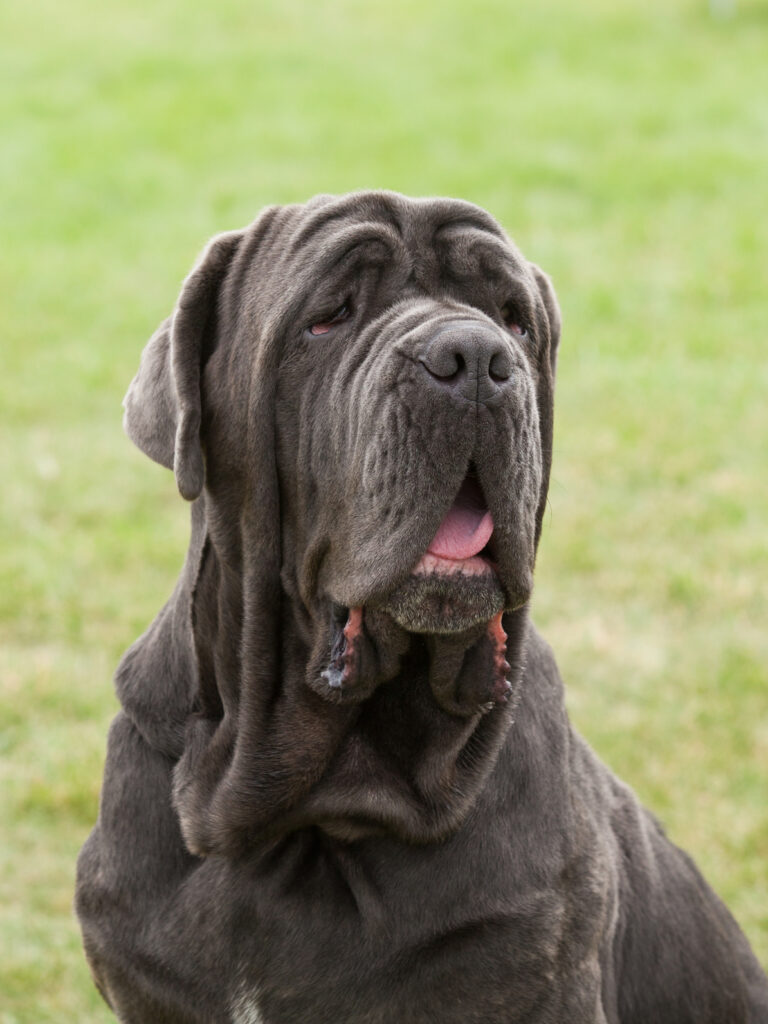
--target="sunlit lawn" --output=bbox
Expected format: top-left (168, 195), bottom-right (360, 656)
top-left (1, 0), bottom-right (766, 1018)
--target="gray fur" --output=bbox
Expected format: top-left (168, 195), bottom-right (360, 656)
top-left (77, 191), bottom-right (768, 1023)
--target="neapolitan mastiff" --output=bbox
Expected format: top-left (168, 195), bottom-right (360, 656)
top-left (76, 192), bottom-right (768, 1023)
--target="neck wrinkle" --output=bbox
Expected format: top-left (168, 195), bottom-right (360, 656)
top-left (165, 511), bottom-right (529, 856)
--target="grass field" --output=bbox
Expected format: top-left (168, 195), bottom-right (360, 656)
top-left (1, 0), bottom-right (766, 1018)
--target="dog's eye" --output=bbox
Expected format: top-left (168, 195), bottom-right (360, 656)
top-left (500, 303), bottom-right (528, 338)
top-left (309, 302), bottom-right (351, 336)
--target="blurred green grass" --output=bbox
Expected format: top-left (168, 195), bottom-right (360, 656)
top-left (1, 0), bottom-right (766, 1018)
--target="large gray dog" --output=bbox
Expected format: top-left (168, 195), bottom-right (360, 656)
top-left (76, 192), bottom-right (768, 1023)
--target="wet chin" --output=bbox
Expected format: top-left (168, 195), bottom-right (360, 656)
top-left (379, 572), bottom-right (505, 635)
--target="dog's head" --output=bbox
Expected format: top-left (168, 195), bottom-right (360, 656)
top-left (122, 192), bottom-right (561, 852)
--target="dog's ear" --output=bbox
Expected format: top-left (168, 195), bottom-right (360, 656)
top-left (529, 263), bottom-right (562, 376)
top-left (123, 230), bottom-right (243, 501)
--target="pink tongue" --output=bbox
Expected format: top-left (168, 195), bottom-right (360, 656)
top-left (427, 478), bottom-right (494, 561)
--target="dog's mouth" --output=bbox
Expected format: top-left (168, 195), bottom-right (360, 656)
top-left (315, 468), bottom-right (514, 700)
top-left (414, 467), bottom-right (496, 577)
top-left (317, 467), bottom-right (509, 697)
top-left (320, 466), bottom-right (507, 672)
top-left (377, 466), bottom-right (504, 634)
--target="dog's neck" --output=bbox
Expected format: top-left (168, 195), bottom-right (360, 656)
top-left (118, 503), bottom-right (528, 857)
top-left (279, 599), bottom-right (527, 845)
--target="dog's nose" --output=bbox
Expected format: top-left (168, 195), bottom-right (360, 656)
top-left (419, 320), bottom-right (513, 404)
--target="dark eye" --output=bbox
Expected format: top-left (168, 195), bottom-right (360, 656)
top-left (500, 302), bottom-right (528, 339)
top-left (309, 302), bottom-right (351, 336)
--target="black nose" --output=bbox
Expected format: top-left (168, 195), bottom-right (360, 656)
top-left (419, 320), bottom-right (514, 403)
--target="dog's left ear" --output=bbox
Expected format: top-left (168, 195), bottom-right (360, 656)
top-left (529, 263), bottom-right (562, 376)
top-left (123, 230), bottom-right (243, 501)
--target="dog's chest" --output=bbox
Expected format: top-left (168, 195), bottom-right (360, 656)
top-left (220, 834), bottom-right (608, 1024)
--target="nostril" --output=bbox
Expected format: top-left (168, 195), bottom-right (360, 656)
top-left (488, 350), bottom-right (512, 383)
top-left (421, 351), bottom-right (466, 384)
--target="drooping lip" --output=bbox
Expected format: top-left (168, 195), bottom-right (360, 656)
top-left (414, 469), bottom-right (496, 577)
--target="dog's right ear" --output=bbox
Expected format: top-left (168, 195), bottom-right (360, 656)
top-left (123, 230), bottom-right (243, 501)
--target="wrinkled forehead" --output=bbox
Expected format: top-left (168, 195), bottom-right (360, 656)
top-left (279, 191), bottom-right (528, 285)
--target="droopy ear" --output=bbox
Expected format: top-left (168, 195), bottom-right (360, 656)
top-left (529, 263), bottom-right (562, 376)
top-left (123, 230), bottom-right (243, 501)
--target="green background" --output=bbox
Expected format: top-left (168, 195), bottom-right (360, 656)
top-left (1, 0), bottom-right (766, 1018)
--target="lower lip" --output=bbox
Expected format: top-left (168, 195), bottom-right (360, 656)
top-left (412, 552), bottom-right (495, 577)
